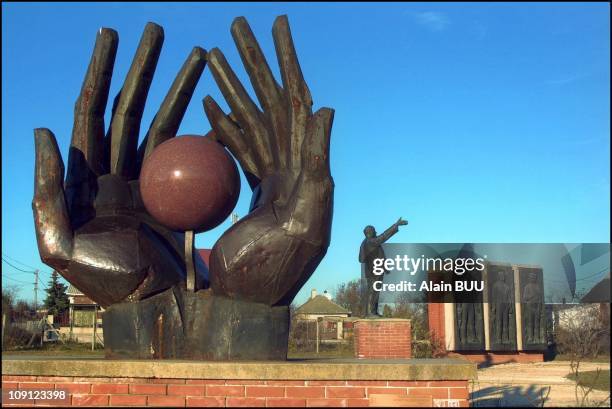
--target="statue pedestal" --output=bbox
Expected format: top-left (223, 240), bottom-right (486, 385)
top-left (103, 287), bottom-right (289, 360)
top-left (354, 319), bottom-right (411, 359)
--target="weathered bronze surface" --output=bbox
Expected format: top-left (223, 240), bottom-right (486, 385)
top-left (454, 300), bottom-right (485, 351)
top-left (519, 267), bottom-right (547, 350)
top-left (452, 244), bottom-right (485, 351)
top-left (358, 218), bottom-right (408, 317)
top-left (32, 16), bottom-right (334, 360)
top-left (103, 287), bottom-right (289, 360)
top-left (487, 265), bottom-right (517, 351)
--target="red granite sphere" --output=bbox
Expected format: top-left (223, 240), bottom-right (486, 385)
top-left (140, 135), bottom-right (240, 232)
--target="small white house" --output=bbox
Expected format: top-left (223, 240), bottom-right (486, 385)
top-left (294, 289), bottom-right (351, 340)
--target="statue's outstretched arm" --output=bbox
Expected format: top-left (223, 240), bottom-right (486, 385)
top-left (373, 217), bottom-right (408, 245)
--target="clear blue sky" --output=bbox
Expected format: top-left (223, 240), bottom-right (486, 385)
top-left (2, 2), bottom-right (610, 306)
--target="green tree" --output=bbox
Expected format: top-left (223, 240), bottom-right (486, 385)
top-left (43, 271), bottom-right (69, 316)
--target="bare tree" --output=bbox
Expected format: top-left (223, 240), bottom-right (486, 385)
top-left (334, 279), bottom-right (366, 318)
top-left (391, 293), bottom-right (445, 357)
top-left (556, 304), bottom-right (610, 407)
top-left (2, 287), bottom-right (41, 350)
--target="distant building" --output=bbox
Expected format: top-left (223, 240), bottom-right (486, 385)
top-left (63, 284), bottom-right (103, 344)
top-left (294, 289), bottom-right (351, 321)
top-left (293, 289), bottom-right (351, 341)
top-left (548, 275), bottom-right (610, 333)
top-left (67, 284), bottom-right (100, 309)
top-left (580, 276), bottom-right (610, 303)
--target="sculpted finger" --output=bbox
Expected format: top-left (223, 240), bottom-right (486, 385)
top-left (231, 17), bottom-right (282, 111)
top-left (272, 15), bottom-right (312, 168)
top-left (272, 15), bottom-right (311, 103)
top-left (280, 108), bottom-right (335, 245)
top-left (303, 107), bottom-right (334, 176)
top-left (140, 46), bottom-right (207, 164)
top-left (33, 128), bottom-right (73, 269)
top-left (207, 47), bottom-right (276, 173)
top-left (110, 22), bottom-right (164, 178)
top-left (231, 17), bottom-right (288, 167)
top-left (65, 27), bottom-right (118, 224)
top-left (203, 95), bottom-right (260, 187)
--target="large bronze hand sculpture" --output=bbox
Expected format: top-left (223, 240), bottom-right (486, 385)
top-left (204, 15), bottom-right (334, 306)
top-left (33, 16), bottom-right (334, 360)
top-left (33, 24), bottom-right (207, 308)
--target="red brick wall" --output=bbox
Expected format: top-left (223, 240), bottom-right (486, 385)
top-left (427, 303), bottom-right (446, 353)
top-left (354, 320), bottom-right (411, 359)
top-left (1, 376), bottom-right (469, 407)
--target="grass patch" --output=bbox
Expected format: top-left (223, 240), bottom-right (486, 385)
top-left (288, 349), bottom-right (354, 359)
top-left (288, 342), bottom-right (355, 359)
top-left (566, 370), bottom-right (610, 392)
top-left (3, 341), bottom-right (104, 356)
top-left (553, 354), bottom-right (610, 363)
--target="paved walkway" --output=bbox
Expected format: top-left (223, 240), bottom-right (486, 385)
top-left (471, 361), bottom-right (610, 407)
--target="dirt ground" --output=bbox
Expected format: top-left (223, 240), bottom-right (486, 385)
top-left (470, 361), bottom-right (611, 407)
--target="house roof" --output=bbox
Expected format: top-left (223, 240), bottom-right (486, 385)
top-left (66, 284), bottom-right (84, 296)
top-left (66, 284), bottom-right (100, 306)
top-left (295, 295), bottom-right (351, 315)
top-left (580, 276), bottom-right (610, 303)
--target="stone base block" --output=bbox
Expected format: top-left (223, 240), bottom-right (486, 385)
top-left (103, 286), bottom-right (289, 360)
top-left (354, 319), bottom-right (411, 359)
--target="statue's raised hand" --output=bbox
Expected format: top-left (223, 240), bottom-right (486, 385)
top-left (204, 15), bottom-right (334, 306)
top-left (33, 24), bottom-right (207, 307)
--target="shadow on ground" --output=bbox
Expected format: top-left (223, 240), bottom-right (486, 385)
top-left (471, 384), bottom-right (551, 407)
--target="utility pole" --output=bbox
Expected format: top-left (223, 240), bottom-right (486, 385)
top-left (316, 317), bottom-right (320, 354)
top-left (92, 305), bottom-right (97, 351)
top-left (34, 269), bottom-right (39, 315)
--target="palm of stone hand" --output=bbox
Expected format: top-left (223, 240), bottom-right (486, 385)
top-left (33, 16), bottom-right (334, 310)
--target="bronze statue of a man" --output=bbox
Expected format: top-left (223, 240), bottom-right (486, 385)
top-left (359, 218), bottom-right (407, 317)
